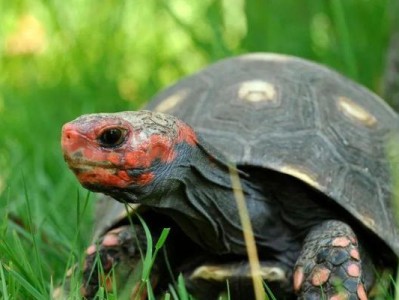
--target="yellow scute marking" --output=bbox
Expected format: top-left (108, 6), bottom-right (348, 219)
top-left (190, 265), bottom-right (286, 281)
top-left (238, 80), bottom-right (277, 103)
top-left (337, 96), bottom-right (377, 127)
top-left (155, 89), bottom-right (189, 112)
top-left (190, 265), bottom-right (233, 281)
top-left (240, 53), bottom-right (291, 62)
top-left (359, 213), bottom-right (376, 230)
top-left (280, 165), bottom-right (321, 189)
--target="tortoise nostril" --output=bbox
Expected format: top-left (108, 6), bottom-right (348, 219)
top-left (62, 130), bottom-right (74, 142)
top-left (61, 126), bottom-right (79, 149)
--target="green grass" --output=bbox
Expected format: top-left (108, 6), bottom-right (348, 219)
top-left (0, 0), bottom-right (398, 298)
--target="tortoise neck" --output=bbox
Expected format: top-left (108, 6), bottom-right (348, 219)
top-left (155, 139), bottom-right (257, 253)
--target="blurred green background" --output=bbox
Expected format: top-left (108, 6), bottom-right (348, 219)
top-left (0, 0), bottom-right (398, 298)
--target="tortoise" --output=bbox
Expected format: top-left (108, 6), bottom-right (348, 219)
top-left (61, 53), bottom-right (399, 299)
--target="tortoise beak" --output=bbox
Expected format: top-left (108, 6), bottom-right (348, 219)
top-left (61, 123), bottom-right (88, 158)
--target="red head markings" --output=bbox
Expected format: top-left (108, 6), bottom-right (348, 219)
top-left (61, 110), bottom-right (197, 190)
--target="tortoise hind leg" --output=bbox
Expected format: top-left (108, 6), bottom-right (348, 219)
top-left (294, 220), bottom-right (374, 299)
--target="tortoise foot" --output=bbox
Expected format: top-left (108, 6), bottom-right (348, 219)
top-left (294, 220), bottom-right (372, 300)
top-left (82, 225), bottom-right (150, 299)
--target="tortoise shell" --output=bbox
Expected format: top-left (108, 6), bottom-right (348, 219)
top-left (99, 53), bottom-right (399, 257)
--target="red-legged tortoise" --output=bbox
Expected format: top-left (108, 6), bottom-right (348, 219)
top-left (61, 53), bottom-right (399, 299)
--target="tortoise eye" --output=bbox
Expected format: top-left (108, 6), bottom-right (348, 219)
top-left (98, 128), bottom-right (126, 148)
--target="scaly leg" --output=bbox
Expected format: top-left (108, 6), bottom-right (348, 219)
top-left (294, 220), bottom-right (374, 299)
top-left (82, 224), bottom-right (158, 299)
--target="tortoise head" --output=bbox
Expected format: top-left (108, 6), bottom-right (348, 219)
top-left (61, 110), bottom-right (197, 201)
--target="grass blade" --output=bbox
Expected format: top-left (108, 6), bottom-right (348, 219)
top-left (0, 263), bottom-right (10, 300)
top-left (228, 164), bottom-right (267, 300)
top-left (329, 0), bottom-right (358, 79)
top-left (136, 214), bottom-right (153, 281)
top-left (3, 264), bottom-right (44, 300)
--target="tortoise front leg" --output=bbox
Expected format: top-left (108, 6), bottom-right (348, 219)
top-left (294, 220), bottom-right (374, 299)
top-left (82, 224), bottom-right (159, 299)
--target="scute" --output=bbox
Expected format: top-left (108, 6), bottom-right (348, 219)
top-left (145, 53), bottom-right (399, 256)
top-left (190, 263), bottom-right (287, 282)
top-left (154, 89), bottom-right (189, 113)
top-left (279, 165), bottom-right (321, 190)
top-left (238, 80), bottom-right (278, 103)
top-left (336, 96), bottom-right (377, 127)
